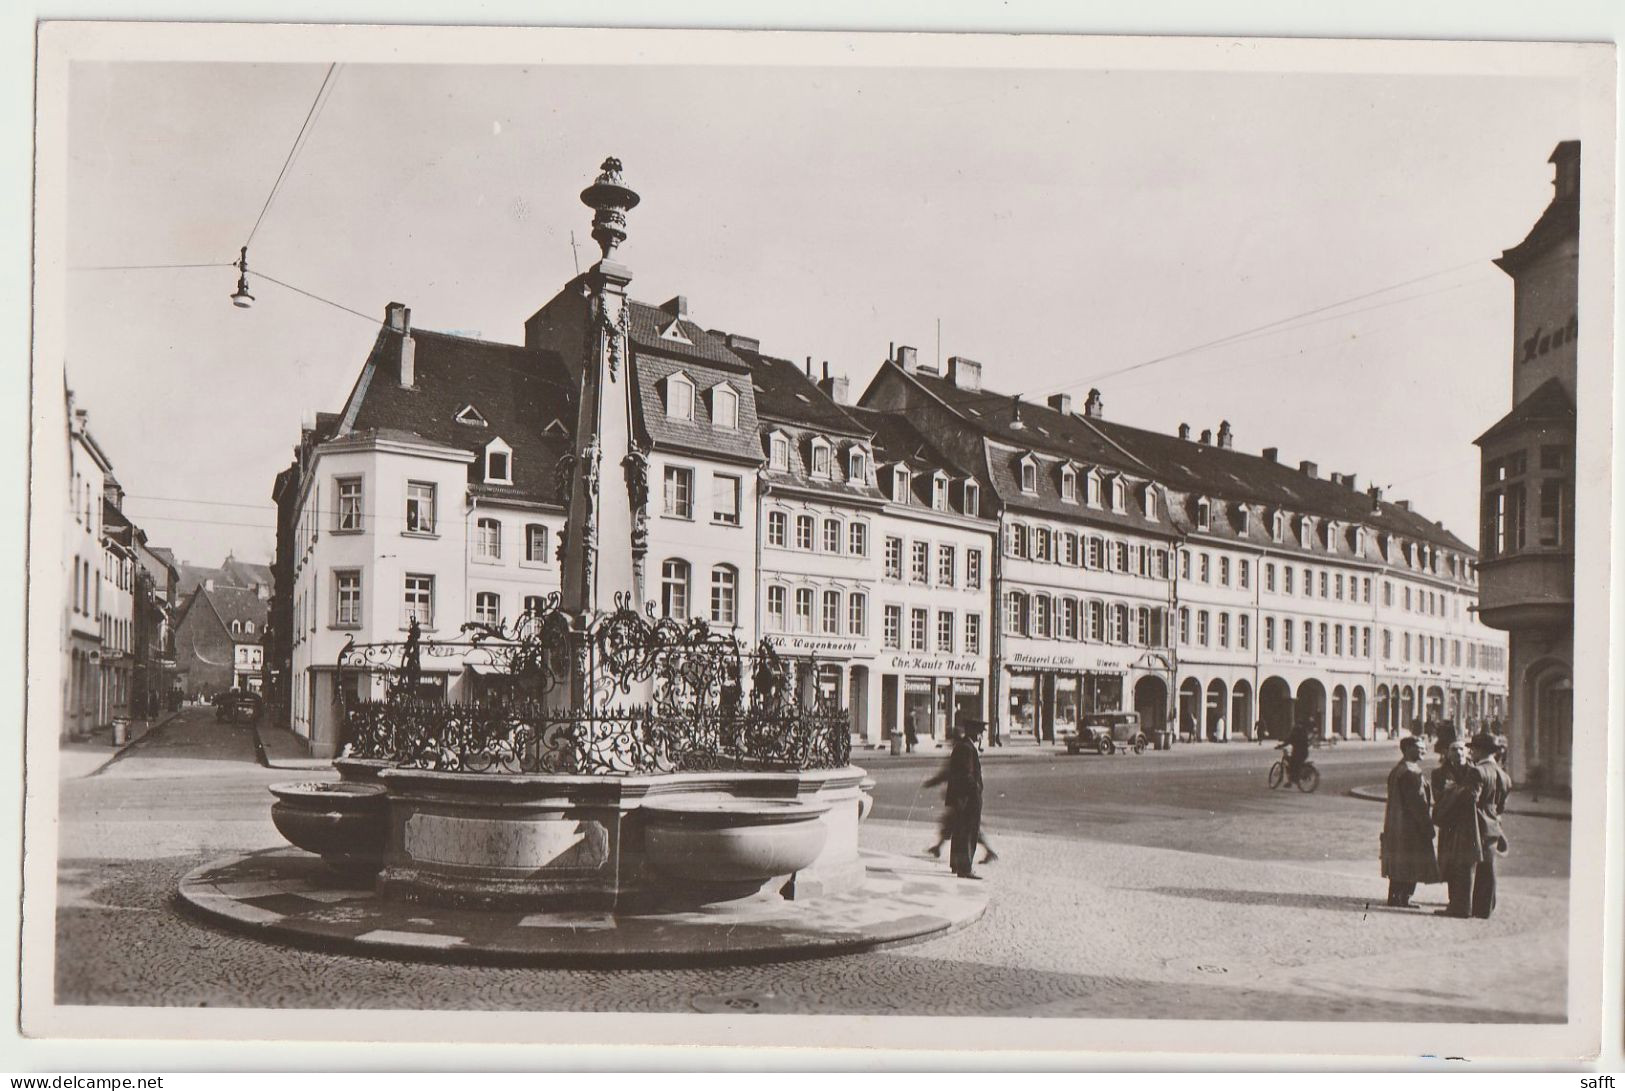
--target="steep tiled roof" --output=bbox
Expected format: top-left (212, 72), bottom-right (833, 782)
top-left (844, 406), bottom-right (986, 516)
top-left (743, 352), bottom-right (870, 435)
top-left (1495, 143), bottom-right (1579, 275)
top-left (344, 328), bottom-right (574, 506)
top-left (899, 365), bottom-right (1474, 555)
top-left (190, 585), bottom-right (268, 645)
top-left (1475, 377), bottom-right (1575, 446)
top-left (625, 302), bottom-right (749, 371)
top-left (740, 353), bottom-right (884, 504)
top-left (844, 406), bottom-right (973, 479)
top-left (631, 352), bottom-right (764, 464)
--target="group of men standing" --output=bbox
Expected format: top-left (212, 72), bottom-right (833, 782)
top-left (1381, 730), bottom-right (1513, 918)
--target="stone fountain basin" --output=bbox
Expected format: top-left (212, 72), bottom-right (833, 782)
top-left (269, 781), bottom-right (389, 875)
top-left (640, 797), bottom-right (832, 884)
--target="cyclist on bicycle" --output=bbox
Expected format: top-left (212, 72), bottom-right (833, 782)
top-left (1275, 721), bottom-right (1311, 783)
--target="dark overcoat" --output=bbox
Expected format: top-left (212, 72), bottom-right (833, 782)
top-left (1381, 758), bottom-right (1441, 883)
top-left (1433, 764), bottom-right (1486, 870)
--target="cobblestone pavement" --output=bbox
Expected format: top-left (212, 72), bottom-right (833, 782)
top-left (48, 708), bottom-right (1569, 1020)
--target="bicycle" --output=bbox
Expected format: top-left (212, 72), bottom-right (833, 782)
top-left (1268, 755), bottom-right (1320, 793)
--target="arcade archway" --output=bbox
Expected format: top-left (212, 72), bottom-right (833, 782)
top-left (1259, 676), bottom-right (1293, 740)
top-left (1205, 679), bottom-right (1229, 740)
top-left (1296, 678), bottom-right (1328, 737)
top-left (1231, 679), bottom-right (1254, 741)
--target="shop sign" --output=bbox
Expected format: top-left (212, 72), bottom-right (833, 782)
top-left (766, 634), bottom-right (866, 657)
top-left (886, 653), bottom-right (981, 674)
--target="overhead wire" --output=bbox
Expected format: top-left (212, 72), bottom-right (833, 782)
top-left (919, 259), bottom-right (1501, 417)
top-left (245, 63), bottom-right (338, 249)
top-left (70, 261), bottom-right (237, 272)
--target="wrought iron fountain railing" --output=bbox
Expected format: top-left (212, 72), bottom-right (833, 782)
top-left (335, 592), bottom-right (851, 775)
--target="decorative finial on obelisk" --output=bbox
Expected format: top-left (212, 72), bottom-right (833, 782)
top-left (579, 157), bottom-right (640, 262)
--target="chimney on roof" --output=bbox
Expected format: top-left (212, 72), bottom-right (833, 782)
top-left (1340, 473), bottom-right (1358, 491)
top-left (1048, 392), bottom-right (1072, 415)
top-left (948, 356), bottom-right (982, 392)
top-left (724, 332), bottom-right (759, 353)
top-left (1396, 499), bottom-right (1411, 511)
top-left (1262, 446), bottom-right (1278, 463)
top-left (1083, 388), bottom-right (1104, 419)
top-left (817, 370), bottom-right (851, 405)
top-left (1010, 395), bottom-right (1025, 430)
top-left (1199, 428), bottom-right (1213, 446)
top-left (661, 295), bottom-right (688, 320)
top-left (73, 407), bottom-right (88, 436)
top-left (1367, 485), bottom-right (1384, 505)
top-left (1551, 140), bottom-right (1580, 200)
top-left (897, 345), bottom-right (919, 374)
top-left (1298, 460), bottom-right (1318, 478)
top-left (386, 303), bottom-right (415, 388)
top-left (1217, 420), bottom-right (1233, 449)
top-left (1178, 423), bottom-right (1190, 441)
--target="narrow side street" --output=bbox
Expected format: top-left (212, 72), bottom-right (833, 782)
top-left (52, 709), bottom-right (1569, 1020)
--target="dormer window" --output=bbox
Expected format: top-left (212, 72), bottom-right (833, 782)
top-left (1326, 520), bottom-right (1340, 551)
top-left (709, 384), bottom-right (739, 431)
top-left (1195, 497), bottom-right (1211, 531)
top-left (244, 621), bottom-right (255, 635)
top-left (893, 467), bottom-right (912, 504)
top-left (963, 480), bottom-right (980, 516)
top-left (847, 446), bottom-right (868, 482)
top-left (1237, 505), bottom-right (1252, 535)
top-left (231, 620), bottom-right (242, 636)
top-left (809, 437), bottom-right (832, 478)
top-left (768, 432), bottom-right (790, 471)
top-left (932, 472), bottom-right (950, 512)
top-left (1272, 510), bottom-right (1285, 542)
top-left (484, 437), bottom-right (513, 485)
top-left (1110, 476), bottom-right (1126, 513)
top-left (658, 316), bottom-right (692, 344)
top-left (664, 372), bottom-right (695, 421)
top-left (1144, 485), bottom-right (1159, 522)
top-left (1060, 465), bottom-right (1077, 503)
top-left (1019, 456), bottom-right (1038, 494)
top-left (454, 404), bottom-right (488, 427)
top-left (1085, 469), bottom-right (1103, 508)
top-left (1300, 514), bottom-right (1314, 547)
top-left (1354, 526), bottom-right (1367, 554)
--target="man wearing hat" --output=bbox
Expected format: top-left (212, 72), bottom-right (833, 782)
top-left (1380, 735), bottom-right (1440, 908)
top-left (923, 716), bottom-right (986, 879)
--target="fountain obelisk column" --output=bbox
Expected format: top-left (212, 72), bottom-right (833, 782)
top-left (557, 158), bottom-right (643, 708)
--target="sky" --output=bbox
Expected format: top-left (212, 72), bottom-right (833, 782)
top-left (63, 59), bottom-right (1581, 567)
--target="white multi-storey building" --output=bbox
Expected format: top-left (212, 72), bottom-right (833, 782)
top-left (284, 306), bottom-right (571, 754)
top-left (859, 349), bottom-right (1506, 743)
top-left (850, 404), bottom-right (997, 747)
top-left (64, 393), bottom-right (112, 740)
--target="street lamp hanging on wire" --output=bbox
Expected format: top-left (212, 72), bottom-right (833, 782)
top-left (230, 246), bottom-right (255, 309)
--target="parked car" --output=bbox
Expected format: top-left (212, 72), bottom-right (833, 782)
top-left (213, 688), bottom-right (263, 723)
top-left (1063, 710), bottom-right (1148, 756)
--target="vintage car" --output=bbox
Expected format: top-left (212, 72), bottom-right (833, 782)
top-left (213, 688), bottom-right (264, 723)
top-left (1063, 710), bottom-right (1148, 755)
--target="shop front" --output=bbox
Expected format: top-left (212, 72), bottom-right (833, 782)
top-left (765, 633), bottom-right (874, 737)
top-left (879, 652), bottom-right (986, 746)
top-left (1002, 644), bottom-right (1130, 743)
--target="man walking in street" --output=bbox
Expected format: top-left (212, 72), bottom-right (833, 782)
top-left (923, 716), bottom-right (986, 880)
top-left (1381, 735), bottom-right (1440, 908)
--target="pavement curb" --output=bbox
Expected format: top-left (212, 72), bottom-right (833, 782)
top-left (177, 846), bottom-right (989, 969)
top-left (1348, 784), bottom-right (1570, 821)
top-left (80, 711), bottom-right (182, 777)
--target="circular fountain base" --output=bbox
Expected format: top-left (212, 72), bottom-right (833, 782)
top-left (178, 846), bottom-right (988, 968)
